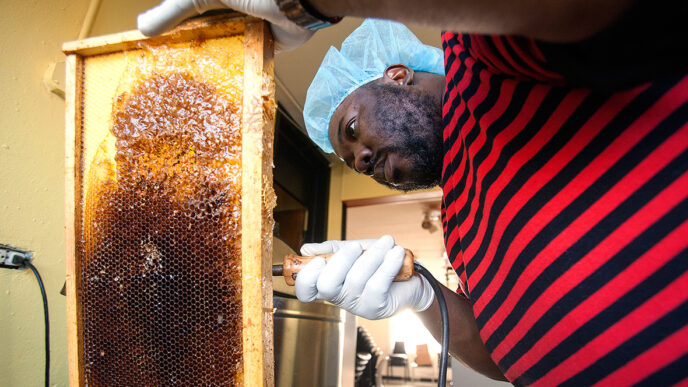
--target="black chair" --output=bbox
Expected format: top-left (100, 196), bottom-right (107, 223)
top-left (371, 348), bottom-right (385, 386)
top-left (355, 327), bottom-right (382, 387)
top-left (386, 341), bottom-right (410, 381)
top-left (355, 352), bottom-right (372, 381)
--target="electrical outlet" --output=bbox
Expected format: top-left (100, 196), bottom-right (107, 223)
top-left (0, 244), bottom-right (32, 269)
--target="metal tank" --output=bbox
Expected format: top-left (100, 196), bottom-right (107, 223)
top-left (272, 237), bottom-right (345, 387)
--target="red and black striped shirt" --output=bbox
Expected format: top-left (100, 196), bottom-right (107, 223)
top-left (440, 3), bottom-right (688, 385)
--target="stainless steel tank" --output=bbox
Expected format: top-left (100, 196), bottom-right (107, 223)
top-left (273, 237), bottom-right (345, 387)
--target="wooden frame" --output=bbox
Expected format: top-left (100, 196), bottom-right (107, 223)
top-left (63, 13), bottom-right (275, 386)
top-left (64, 52), bottom-right (83, 387)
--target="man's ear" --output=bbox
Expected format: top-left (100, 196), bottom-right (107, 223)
top-left (381, 64), bottom-right (414, 86)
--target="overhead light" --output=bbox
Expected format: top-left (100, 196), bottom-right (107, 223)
top-left (421, 210), bottom-right (441, 233)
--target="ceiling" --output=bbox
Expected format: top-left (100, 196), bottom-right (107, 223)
top-left (274, 18), bottom-right (443, 140)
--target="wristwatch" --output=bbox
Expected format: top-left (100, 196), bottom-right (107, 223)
top-left (275, 0), bottom-right (342, 31)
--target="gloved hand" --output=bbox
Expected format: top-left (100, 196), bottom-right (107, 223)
top-left (296, 235), bottom-right (435, 320)
top-left (137, 0), bottom-right (315, 51)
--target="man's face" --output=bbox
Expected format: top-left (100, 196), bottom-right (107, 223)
top-left (327, 80), bottom-right (444, 191)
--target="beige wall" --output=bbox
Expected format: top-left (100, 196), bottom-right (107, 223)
top-left (326, 161), bottom-right (441, 240)
top-left (0, 1), bottom-right (159, 386)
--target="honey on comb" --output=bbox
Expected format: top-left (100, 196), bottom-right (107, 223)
top-left (80, 72), bottom-right (244, 386)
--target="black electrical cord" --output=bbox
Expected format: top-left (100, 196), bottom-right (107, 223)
top-left (24, 261), bottom-right (50, 387)
top-left (414, 261), bottom-right (449, 387)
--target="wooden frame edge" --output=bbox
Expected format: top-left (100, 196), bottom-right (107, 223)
top-left (63, 12), bottom-right (248, 56)
top-left (64, 53), bottom-right (84, 387)
top-left (241, 20), bottom-right (276, 387)
top-left (259, 22), bottom-right (276, 387)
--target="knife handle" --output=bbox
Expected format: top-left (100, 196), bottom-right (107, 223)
top-left (281, 249), bottom-right (415, 286)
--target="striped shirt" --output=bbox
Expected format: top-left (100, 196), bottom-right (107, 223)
top-left (440, 3), bottom-right (688, 385)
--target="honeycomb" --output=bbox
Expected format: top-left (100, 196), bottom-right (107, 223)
top-left (78, 38), bottom-right (246, 386)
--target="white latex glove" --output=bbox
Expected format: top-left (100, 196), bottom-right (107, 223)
top-left (296, 235), bottom-right (435, 320)
top-left (137, 0), bottom-right (315, 51)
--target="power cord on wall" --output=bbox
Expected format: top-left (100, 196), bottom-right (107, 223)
top-left (24, 260), bottom-right (50, 387)
top-left (1, 246), bottom-right (50, 387)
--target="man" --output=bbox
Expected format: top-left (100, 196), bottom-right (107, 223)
top-left (140, 1), bottom-right (687, 384)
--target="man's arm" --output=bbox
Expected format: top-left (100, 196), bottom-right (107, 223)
top-left (418, 283), bottom-right (508, 381)
top-left (139, 0), bottom-right (634, 47)
top-left (308, 0), bottom-right (633, 42)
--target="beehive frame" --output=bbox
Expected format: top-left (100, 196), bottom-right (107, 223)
top-left (63, 14), bottom-right (275, 386)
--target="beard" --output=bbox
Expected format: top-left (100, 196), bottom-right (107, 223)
top-left (377, 134), bottom-right (443, 191)
top-left (365, 82), bottom-right (444, 192)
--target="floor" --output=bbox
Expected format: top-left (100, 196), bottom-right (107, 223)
top-left (382, 378), bottom-right (451, 387)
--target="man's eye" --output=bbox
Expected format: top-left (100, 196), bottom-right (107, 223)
top-left (345, 119), bottom-right (357, 139)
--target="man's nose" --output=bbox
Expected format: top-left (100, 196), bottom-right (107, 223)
top-left (353, 146), bottom-right (374, 175)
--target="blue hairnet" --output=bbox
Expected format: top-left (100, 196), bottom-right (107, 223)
top-left (303, 19), bottom-right (445, 153)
